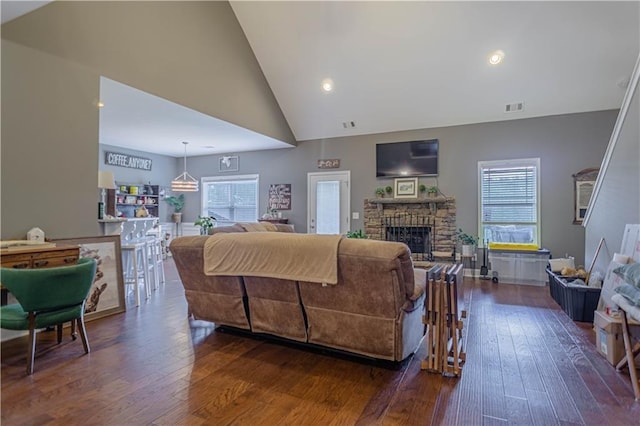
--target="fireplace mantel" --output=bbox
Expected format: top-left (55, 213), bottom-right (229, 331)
top-left (368, 197), bottom-right (452, 205)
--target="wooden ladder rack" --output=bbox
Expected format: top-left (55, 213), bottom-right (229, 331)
top-left (421, 263), bottom-right (466, 377)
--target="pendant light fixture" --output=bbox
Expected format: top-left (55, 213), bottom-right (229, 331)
top-left (171, 141), bottom-right (199, 192)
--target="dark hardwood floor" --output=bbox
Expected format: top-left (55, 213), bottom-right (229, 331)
top-left (2, 260), bottom-right (639, 425)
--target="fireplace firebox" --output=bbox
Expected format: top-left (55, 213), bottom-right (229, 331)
top-left (383, 214), bottom-right (433, 261)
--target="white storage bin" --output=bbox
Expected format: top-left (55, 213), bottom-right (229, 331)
top-left (488, 253), bottom-right (517, 280)
top-left (489, 250), bottom-right (550, 286)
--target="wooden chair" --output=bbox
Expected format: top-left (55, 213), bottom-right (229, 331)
top-left (0, 258), bottom-right (97, 375)
top-left (612, 293), bottom-right (640, 399)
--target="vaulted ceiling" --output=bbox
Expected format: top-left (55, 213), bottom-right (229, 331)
top-left (230, 1), bottom-right (639, 141)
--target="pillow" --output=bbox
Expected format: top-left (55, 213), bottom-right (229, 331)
top-left (613, 262), bottom-right (640, 288)
top-left (614, 283), bottom-right (640, 307)
top-left (236, 222), bottom-right (278, 232)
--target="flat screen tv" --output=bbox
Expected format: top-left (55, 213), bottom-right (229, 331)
top-left (376, 139), bottom-right (439, 177)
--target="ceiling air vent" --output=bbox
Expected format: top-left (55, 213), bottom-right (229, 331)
top-left (505, 102), bottom-right (524, 113)
top-left (342, 120), bottom-right (356, 129)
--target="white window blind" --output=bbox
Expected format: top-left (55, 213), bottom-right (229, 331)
top-left (478, 159), bottom-right (540, 245)
top-left (201, 175), bottom-right (258, 226)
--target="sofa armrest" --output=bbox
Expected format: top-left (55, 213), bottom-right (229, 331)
top-left (403, 268), bottom-right (427, 313)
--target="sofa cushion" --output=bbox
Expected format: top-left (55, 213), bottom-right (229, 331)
top-left (273, 224), bottom-right (295, 232)
top-left (210, 224), bottom-right (245, 234)
top-left (236, 222), bottom-right (278, 232)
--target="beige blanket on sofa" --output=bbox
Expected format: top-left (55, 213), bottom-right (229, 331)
top-left (203, 233), bottom-right (343, 284)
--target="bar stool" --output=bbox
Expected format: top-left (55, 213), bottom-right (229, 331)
top-left (121, 221), bottom-right (150, 306)
top-left (143, 220), bottom-right (165, 291)
top-left (150, 232), bottom-right (164, 289)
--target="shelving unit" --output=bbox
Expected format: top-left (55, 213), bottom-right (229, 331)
top-left (110, 183), bottom-right (161, 218)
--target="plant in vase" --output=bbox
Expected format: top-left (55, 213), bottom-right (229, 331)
top-left (427, 186), bottom-right (439, 197)
top-left (455, 228), bottom-right (478, 256)
top-left (195, 215), bottom-right (217, 235)
top-left (164, 194), bottom-right (185, 223)
top-left (346, 229), bottom-right (369, 239)
top-left (419, 184), bottom-right (427, 196)
top-left (375, 187), bottom-right (385, 198)
top-left (385, 186), bottom-right (393, 197)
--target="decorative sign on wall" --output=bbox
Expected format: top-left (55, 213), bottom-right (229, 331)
top-left (268, 184), bottom-right (292, 210)
top-left (219, 155), bottom-right (239, 172)
top-left (105, 151), bottom-right (152, 171)
top-left (317, 159), bottom-right (340, 169)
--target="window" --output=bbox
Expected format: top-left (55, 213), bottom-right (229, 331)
top-left (478, 158), bottom-right (540, 245)
top-left (201, 174), bottom-right (259, 226)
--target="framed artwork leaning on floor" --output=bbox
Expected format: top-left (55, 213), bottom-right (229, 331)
top-left (52, 235), bottom-right (125, 321)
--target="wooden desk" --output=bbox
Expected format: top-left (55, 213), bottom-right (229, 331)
top-left (1, 244), bottom-right (80, 304)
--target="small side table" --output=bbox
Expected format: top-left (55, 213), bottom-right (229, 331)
top-left (460, 254), bottom-right (476, 278)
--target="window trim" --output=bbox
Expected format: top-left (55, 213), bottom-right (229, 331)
top-left (201, 174), bottom-right (259, 225)
top-left (477, 158), bottom-right (541, 246)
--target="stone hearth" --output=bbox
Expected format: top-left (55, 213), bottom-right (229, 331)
top-left (364, 197), bottom-right (456, 260)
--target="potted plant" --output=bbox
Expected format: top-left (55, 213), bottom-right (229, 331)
top-left (194, 215), bottom-right (217, 235)
top-left (346, 229), bottom-right (369, 239)
top-left (427, 186), bottom-right (439, 197)
top-left (419, 184), bottom-right (427, 196)
top-left (385, 185), bottom-right (393, 197)
top-left (375, 187), bottom-right (385, 198)
top-left (455, 228), bottom-right (478, 256)
top-left (164, 194), bottom-right (185, 223)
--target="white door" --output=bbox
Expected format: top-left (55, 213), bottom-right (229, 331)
top-left (307, 171), bottom-right (350, 234)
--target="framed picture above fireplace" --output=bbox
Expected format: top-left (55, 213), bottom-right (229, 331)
top-left (394, 178), bottom-right (418, 198)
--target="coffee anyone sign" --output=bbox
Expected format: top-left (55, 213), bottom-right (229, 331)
top-left (105, 151), bottom-right (152, 171)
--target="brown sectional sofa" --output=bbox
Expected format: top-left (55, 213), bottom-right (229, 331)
top-left (170, 225), bottom-right (427, 361)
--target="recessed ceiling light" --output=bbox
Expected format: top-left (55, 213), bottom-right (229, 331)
top-left (322, 78), bottom-right (334, 92)
top-left (97, 101), bottom-right (105, 108)
top-left (203, 145), bottom-right (216, 149)
top-left (489, 50), bottom-right (505, 65)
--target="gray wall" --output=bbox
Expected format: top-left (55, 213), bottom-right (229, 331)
top-left (1, 40), bottom-right (102, 239)
top-left (184, 111), bottom-right (617, 265)
top-left (585, 70), bottom-right (640, 276)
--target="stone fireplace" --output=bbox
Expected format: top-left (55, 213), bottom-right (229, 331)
top-left (364, 197), bottom-right (456, 261)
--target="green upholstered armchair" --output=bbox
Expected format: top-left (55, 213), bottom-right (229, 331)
top-left (0, 257), bottom-right (97, 375)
